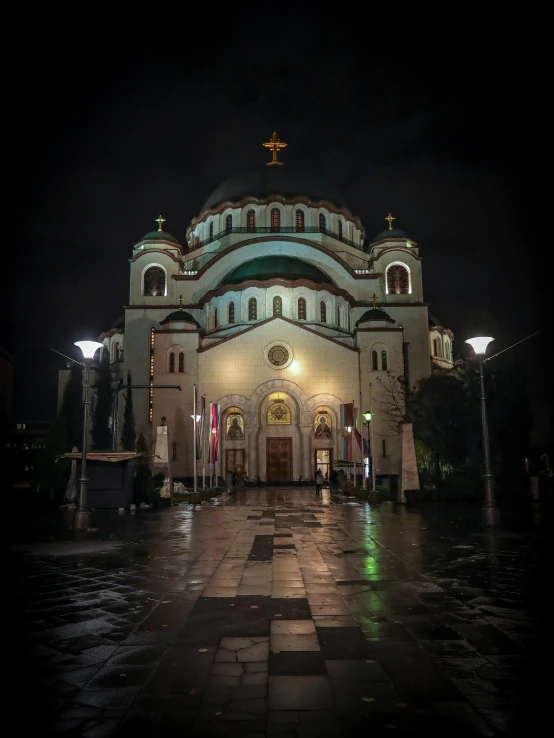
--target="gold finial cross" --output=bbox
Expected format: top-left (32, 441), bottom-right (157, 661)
top-left (385, 213), bottom-right (395, 230)
top-left (263, 132), bottom-right (287, 166)
top-left (370, 293), bottom-right (379, 309)
top-left (177, 294), bottom-right (184, 310)
top-left (155, 214), bottom-right (166, 232)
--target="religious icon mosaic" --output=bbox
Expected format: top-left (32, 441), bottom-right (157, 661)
top-left (267, 402), bottom-right (291, 425)
top-left (314, 410), bottom-right (332, 438)
top-left (226, 410), bottom-right (245, 440)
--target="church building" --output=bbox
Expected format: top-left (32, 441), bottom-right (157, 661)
top-left (99, 134), bottom-right (453, 484)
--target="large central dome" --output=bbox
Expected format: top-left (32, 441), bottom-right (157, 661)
top-left (202, 167), bottom-right (347, 212)
top-left (220, 256), bottom-right (334, 286)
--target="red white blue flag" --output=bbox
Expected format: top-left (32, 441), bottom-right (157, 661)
top-left (209, 403), bottom-right (220, 463)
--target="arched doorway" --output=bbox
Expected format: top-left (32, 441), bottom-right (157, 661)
top-left (260, 391), bottom-right (298, 482)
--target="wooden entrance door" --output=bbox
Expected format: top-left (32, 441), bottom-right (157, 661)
top-left (226, 449), bottom-right (245, 477)
top-left (266, 438), bottom-right (293, 482)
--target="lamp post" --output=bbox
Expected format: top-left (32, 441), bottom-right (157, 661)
top-left (465, 336), bottom-right (496, 510)
top-left (191, 405), bottom-right (201, 501)
top-left (74, 340), bottom-right (104, 511)
top-left (363, 410), bottom-right (373, 492)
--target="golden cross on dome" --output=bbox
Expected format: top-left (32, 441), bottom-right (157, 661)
top-left (385, 213), bottom-right (395, 230)
top-left (263, 132), bottom-right (287, 166)
top-left (155, 214), bottom-right (166, 232)
top-left (370, 293), bottom-right (379, 309)
top-left (177, 295), bottom-right (184, 310)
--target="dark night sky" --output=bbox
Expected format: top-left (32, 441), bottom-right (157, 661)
top-left (6, 9), bottom-right (550, 442)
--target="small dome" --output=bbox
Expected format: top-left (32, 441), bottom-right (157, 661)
top-left (220, 255), bottom-right (334, 287)
top-left (370, 228), bottom-right (411, 244)
top-left (137, 230), bottom-right (180, 245)
top-left (202, 167), bottom-right (348, 212)
top-left (160, 310), bottom-right (199, 326)
top-left (356, 308), bottom-right (395, 326)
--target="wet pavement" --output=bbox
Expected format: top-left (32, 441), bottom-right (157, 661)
top-left (7, 488), bottom-right (551, 737)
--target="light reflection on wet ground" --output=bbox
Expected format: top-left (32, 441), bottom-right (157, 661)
top-left (8, 489), bottom-right (550, 736)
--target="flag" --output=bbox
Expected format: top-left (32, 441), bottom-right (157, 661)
top-left (339, 403), bottom-right (354, 461)
top-left (209, 403), bottom-right (220, 463)
top-left (196, 392), bottom-right (205, 460)
top-left (354, 428), bottom-right (369, 457)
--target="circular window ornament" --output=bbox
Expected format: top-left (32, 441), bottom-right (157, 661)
top-left (264, 341), bottom-right (293, 370)
top-left (268, 345), bottom-right (289, 366)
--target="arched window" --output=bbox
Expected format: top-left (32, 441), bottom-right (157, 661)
top-left (372, 350), bottom-right (378, 370)
top-left (248, 297), bottom-right (257, 320)
top-left (209, 221), bottom-right (214, 240)
top-left (296, 210), bottom-right (305, 232)
top-left (273, 295), bottom-right (282, 316)
top-left (143, 266), bottom-right (166, 296)
top-left (338, 220), bottom-right (343, 240)
top-left (113, 341), bottom-right (120, 362)
top-left (228, 301), bottom-right (235, 324)
top-left (386, 264), bottom-right (410, 295)
top-left (320, 301), bottom-right (327, 323)
top-left (226, 214), bottom-right (232, 232)
top-left (433, 338), bottom-right (439, 356)
top-left (214, 308), bottom-right (218, 328)
top-left (381, 350), bottom-right (388, 371)
top-left (298, 297), bottom-right (306, 320)
top-left (247, 210), bottom-right (256, 232)
top-left (444, 339), bottom-right (450, 359)
top-left (168, 352), bottom-right (175, 373)
top-left (271, 208), bottom-right (280, 232)
top-left (178, 352), bottom-right (184, 373)
top-left (337, 308), bottom-right (341, 327)
top-left (319, 213), bottom-right (327, 231)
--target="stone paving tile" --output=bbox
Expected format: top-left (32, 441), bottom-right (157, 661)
top-left (9, 488), bottom-right (548, 736)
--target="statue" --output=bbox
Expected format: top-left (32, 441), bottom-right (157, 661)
top-left (227, 415), bottom-right (244, 440)
top-left (315, 415), bottom-right (332, 439)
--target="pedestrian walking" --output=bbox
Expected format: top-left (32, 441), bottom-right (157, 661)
top-left (315, 469), bottom-right (324, 495)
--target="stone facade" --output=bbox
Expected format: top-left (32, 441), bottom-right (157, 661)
top-left (98, 165), bottom-right (453, 482)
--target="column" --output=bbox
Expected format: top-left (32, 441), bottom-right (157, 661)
top-left (247, 427), bottom-right (259, 479)
top-left (301, 426), bottom-right (312, 479)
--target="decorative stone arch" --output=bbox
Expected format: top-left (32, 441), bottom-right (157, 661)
top-left (266, 201), bottom-right (286, 229)
top-left (249, 379), bottom-right (309, 417)
top-left (317, 207), bottom-right (330, 232)
top-left (141, 263), bottom-right (168, 297)
top-left (304, 393), bottom-right (342, 427)
top-left (385, 261), bottom-right (412, 295)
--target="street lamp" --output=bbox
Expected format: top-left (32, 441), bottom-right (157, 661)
top-left (363, 410), bottom-right (374, 492)
top-left (74, 340), bottom-right (104, 511)
top-left (465, 336), bottom-right (496, 509)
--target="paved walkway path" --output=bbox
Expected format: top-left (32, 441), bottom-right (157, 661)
top-left (8, 490), bottom-right (549, 736)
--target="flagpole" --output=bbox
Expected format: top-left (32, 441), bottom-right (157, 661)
top-left (352, 399), bottom-right (357, 489)
top-left (370, 382), bottom-right (376, 493)
top-left (193, 384), bottom-right (198, 501)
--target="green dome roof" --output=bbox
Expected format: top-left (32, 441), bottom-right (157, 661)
top-left (138, 230), bottom-right (180, 245)
top-left (220, 256), bottom-right (333, 287)
top-left (370, 228), bottom-right (411, 244)
top-left (357, 308), bottom-right (394, 325)
top-left (202, 167), bottom-right (347, 211)
top-left (160, 310), bottom-right (198, 326)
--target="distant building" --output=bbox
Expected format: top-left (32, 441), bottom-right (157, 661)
top-left (6, 420), bottom-right (50, 488)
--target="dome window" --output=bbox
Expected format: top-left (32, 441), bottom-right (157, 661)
top-left (228, 301), bottom-right (235, 324)
top-left (226, 214), bottom-right (232, 232)
top-left (298, 297), bottom-right (306, 320)
top-left (168, 352), bottom-right (175, 373)
top-left (209, 221), bottom-right (214, 240)
top-left (273, 296), bottom-right (282, 316)
top-left (178, 352), bottom-right (185, 373)
top-left (320, 301), bottom-right (327, 323)
top-left (296, 210), bottom-right (305, 232)
top-left (386, 264), bottom-right (410, 295)
top-left (248, 297), bottom-right (257, 320)
top-left (381, 350), bottom-right (388, 371)
top-left (319, 213), bottom-right (327, 232)
top-left (143, 266), bottom-right (166, 297)
top-left (372, 350), bottom-right (378, 370)
top-left (338, 220), bottom-right (343, 241)
top-left (271, 208), bottom-right (281, 232)
top-left (247, 210), bottom-right (256, 232)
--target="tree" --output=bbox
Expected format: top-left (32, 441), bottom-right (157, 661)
top-left (410, 371), bottom-right (476, 479)
top-left (375, 372), bottom-right (408, 434)
top-left (121, 371), bottom-right (136, 451)
top-left (91, 348), bottom-right (112, 450)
